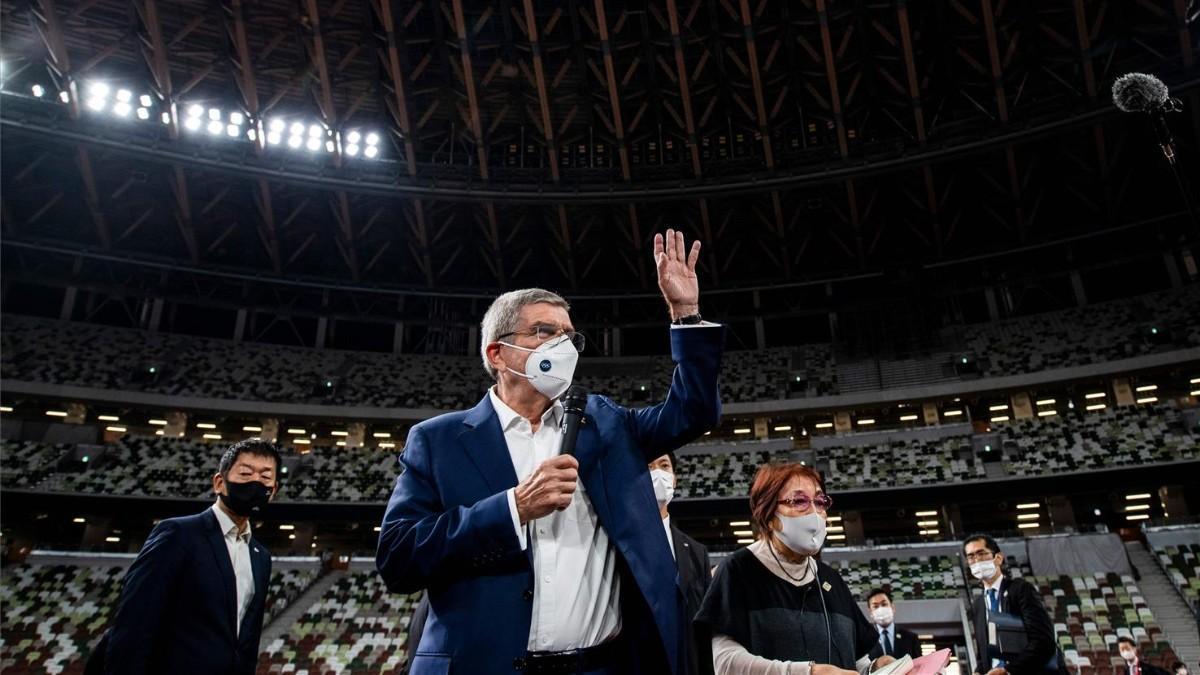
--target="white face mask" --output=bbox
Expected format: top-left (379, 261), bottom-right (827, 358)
top-left (1120, 651), bottom-right (1137, 663)
top-left (775, 511), bottom-right (826, 556)
top-left (871, 606), bottom-right (894, 626)
top-left (500, 335), bottom-right (579, 400)
top-left (650, 469), bottom-right (675, 507)
top-left (970, 560), bottom-right (998, 581)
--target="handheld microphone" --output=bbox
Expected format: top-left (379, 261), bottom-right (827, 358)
top-left (559, 385), bottom-right (588, 457)
top-left (1112, 72), bottom-right (1184, 164)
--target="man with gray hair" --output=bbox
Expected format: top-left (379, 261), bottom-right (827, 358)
top-left (378, 229), bottom-right (723, 675)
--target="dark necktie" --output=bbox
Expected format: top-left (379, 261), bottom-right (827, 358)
top-left (882, 628), bottom-right (893, 656)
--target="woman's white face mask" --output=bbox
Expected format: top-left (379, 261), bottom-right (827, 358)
top-left (775, 511), bottom-right (826, 556)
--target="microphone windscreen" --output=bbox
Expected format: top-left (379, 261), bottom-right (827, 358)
top-left (1112, 73), bottom-right (1169, 113)
top-left (562, 385), bottom-right (588, 415)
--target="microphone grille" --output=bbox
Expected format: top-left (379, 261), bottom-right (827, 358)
top-left (1112, 73), bottom-right (1169, 113)
top-left (562, 385), bottom-right (588, 413)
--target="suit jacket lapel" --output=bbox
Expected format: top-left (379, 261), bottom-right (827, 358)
top-left (458, 395), bottom-right (520, 496)
top-left (203, 510), bottom-right (239, 638)
top-left (671, 525), bottom-right (693, 591)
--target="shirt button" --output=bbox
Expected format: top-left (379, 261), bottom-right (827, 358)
top-left (541, 637), bottom-right (550, 646)
top-left (543, 575), bottom-right (551, 584)
top-left (537, 527), bottom-right (546, 535)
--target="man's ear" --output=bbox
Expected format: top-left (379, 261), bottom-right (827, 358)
top-left (212, 472), bottom-right (224, 495)
top-left (485, 342), bottom-right (508, 375)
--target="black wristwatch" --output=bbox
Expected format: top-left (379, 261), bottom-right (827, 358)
top-left (672, 312), bottom-right (703, 325)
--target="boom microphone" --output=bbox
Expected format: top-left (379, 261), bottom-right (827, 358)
top-left (559, 385), bottom-right (588, 457)
top-left (1112, 72), bottom-right (1184, 164)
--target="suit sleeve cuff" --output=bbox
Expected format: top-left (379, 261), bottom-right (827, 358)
top-left (507, 488), bottom-right (527, 551)
top-left (669, 321), bottom-right (721, 328)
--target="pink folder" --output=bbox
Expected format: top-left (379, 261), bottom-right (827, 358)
top-left (910, 648), bottom-right (953, 675)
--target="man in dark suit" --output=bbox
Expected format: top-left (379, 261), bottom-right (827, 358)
top-left (100, 439), bottom-right (280, 675)
top-left (377, 230), bottom-right (723, 675)
top-left (1118, 637), bottom-right (1171, 675)
top-left (864, 588), bottom-right (922, 661)
top-left (648, 451), bottom-right (713, 675)
top-left (964, 533), bottom-right (1067, 675)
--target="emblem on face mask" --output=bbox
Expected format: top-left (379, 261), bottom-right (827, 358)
top-left (540, 359), bottom-right (552, 372)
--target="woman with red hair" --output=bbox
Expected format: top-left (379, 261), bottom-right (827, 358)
top-left (695, 462), bottom-right (894, 675)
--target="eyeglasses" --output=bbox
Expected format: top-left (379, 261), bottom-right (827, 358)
top-left (498, 324), bottom-right (586, 353)
top-left (778, 492), bottom-right (833, 512)
top-left (964, 550), bottom-right (996, 563)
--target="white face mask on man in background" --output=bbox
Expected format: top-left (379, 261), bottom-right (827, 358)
top-left (650, 469), bottom-right (675, 507)
top-left (970, 560), bottom-right (998, 581)
top-left (871, 606), bottom-right (894, 627)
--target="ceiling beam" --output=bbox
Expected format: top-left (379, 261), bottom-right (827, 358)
top-left (225, 0), bottom-right (263, 151)
top-left (135, 0), bottom-right (178, 139)
top-left (169, 165), bottom-right (200, 262)
top-left (450, 0), bottom-right (490, 178)
top-left (593, 0), bottom-right (631, 180)
top-left (522, 0), bottom-right (562, 183)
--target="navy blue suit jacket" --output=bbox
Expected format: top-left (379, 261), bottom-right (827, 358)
top-left (103, 508), bottom-right (272, 675)
top-left (377, 324), bottom-right (723, 675)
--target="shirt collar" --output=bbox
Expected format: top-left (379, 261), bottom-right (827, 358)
top-left (663, 514), bottom-right (671, 530)
top-left (489, 386), bottom-right (563, 431)
top-left (211, 503), bottom-right (251, 543)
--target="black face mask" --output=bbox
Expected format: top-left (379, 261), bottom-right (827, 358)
top-left (219, 480), bottom-right (272, 517)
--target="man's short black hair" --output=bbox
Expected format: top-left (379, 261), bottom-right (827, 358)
top-left (963, 533), bottom-right (1002, 557)
top-left (218, 438), bottom-right (282, 478)
top-left (865, 587), bottom-right (893, 604)
top-left (665, 450), bottom-right (678, 470)
top-left (1117, 637), bottom-right (1138, 648)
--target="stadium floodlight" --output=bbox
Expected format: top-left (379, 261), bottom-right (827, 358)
top-left (346, 130), bottom-right (361, 144)
top-left (290, 122), bottom-right (305, 135)
top-left (268, 119), bottom-right (285, 132)
top-left (161, 112), bottom-right (172, 124)
top-left (139, 94), bottom-right (152, 107)
top-left (308, 124), bottom-right (323, 138)
top-left (116, 89), bottom-right (132, 102)
top-left (364, 145), bottom-right (379, 158)
top-left (230, 111), bottom-right (245, 125)
top-left (88, 81), bottom-right (110, 98)
top-left (366, 132), bottom-right (380, 146)
top-left (208, 107), bottom-right (221, 121)
top-left (206, 120), bottom-right (223, 135)
top-left (247, 128), bottom-right (257, 141)
top-left (187, 104), bottom-right (204, 118)
top-left (30, 84), bottom-right (45, 97)
top-left (306, 137), bottom-right (321, 151)
top-left (136, 107), bottom-right (150, 120)
top-left (184, 116), bottom-right (201, 131)
top-left (345, 143), bottom-right (360, 156)
top-left (267, 131), bottom-right (282, 145)
top-left (287, 134), bottom-right (302, 149)
top-left (113, 101), bottom-right (132, 117)
top-left (59, 91), bottom-right (70, 103)
top-left (86, 97), bottom-right (106, 112)
top-left (226, 124), bottom-right (239, 138)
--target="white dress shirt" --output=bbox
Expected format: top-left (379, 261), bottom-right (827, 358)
top-left (663, 514), bottom-right (675, 560)
top-left (878, 622), bottom-right (896, 655)
top-left (490, 388), bottom-right (622, 653)
top-left (211, 504), bottom-right (255, 636)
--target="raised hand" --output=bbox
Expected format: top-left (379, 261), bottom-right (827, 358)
top-left (653, 228), bottom-right (701, 321)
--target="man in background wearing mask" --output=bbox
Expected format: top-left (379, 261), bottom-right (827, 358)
top-left (1117, 637), bottom-right (1171, 675)
top-left (98, 439), bottom-right (279, 675)
top-left (964, 533), bottom-right (1065, 675)
top-left (864, 588), bottom-right (922, 661)
top-left (649, 452), bottom-right (713, 675)
top-left (377, 230), bottom-right (724, 675)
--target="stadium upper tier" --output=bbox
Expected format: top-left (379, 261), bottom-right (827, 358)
top-left (4, 403), bottom-right (1195, 503)
top-left (2, 284), bottom-right (1198, 411)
